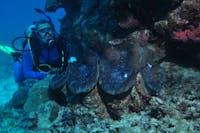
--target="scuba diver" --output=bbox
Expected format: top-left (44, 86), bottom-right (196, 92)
top-left (0, 9), bottom-right (71, 84)
top-left (0, 9), bottom-right (76, 108)
top-left (13, 19), bottom-right (69, 83)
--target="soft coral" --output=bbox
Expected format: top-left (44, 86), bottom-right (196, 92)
top-left (172, 23), bottom-right (200, 42)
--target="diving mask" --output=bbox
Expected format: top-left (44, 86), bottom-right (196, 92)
top-left (37, 23), bottom-right (55, 45)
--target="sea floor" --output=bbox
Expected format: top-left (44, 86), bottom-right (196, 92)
top-left (0, 55), bottom-right (18, 105)
top-left (0, 61), bottom-right (199, 132)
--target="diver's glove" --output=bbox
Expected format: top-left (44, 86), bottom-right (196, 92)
top-left (49, 68), bottom-right (64, 74)
top-left (68, 56), bottom-right (77, 63)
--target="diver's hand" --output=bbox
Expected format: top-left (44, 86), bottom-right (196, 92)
top-left (49, 68), bottom-right (63, 74)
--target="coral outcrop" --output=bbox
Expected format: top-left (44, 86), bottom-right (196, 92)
top-left (1, 0), bottom-right (200, 132)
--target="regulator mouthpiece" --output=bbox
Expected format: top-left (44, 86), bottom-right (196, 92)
top-left (48, 39), bottom-right (55, 47)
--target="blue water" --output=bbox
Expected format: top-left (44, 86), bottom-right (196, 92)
top-left (0, 0), bottom-right (65, 44)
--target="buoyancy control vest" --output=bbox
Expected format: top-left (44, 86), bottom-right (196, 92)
top-left (25, 32), bottom-right (68, 73)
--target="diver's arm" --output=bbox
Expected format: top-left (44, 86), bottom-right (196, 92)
top-left (22, 45), bottom-right (47, 79)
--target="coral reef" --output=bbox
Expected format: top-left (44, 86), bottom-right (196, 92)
top-left (1, 63), bottom-right (200, 132)
top-left (66, 49), bottom-right (99, 94)
top-left (45, 0), bottom-right (62, 12)
top-left (1, 0), bottom-right (200, 132)
top-left (23, 77), bottom-right (52, 113)
top-left (172, 23), bottom-right (200, 42)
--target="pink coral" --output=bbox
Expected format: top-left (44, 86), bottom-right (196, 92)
top-left (172, 23), bottom-right (200, 42)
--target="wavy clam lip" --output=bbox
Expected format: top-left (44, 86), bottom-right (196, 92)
top-left (49, 43), bottom-right (163, 96)
top-left (67, 51), bottom-right (99, 94)
top-left (48, 71), bottom-right (68, 91)
top-left (99, 55), bottom-right (136, 95)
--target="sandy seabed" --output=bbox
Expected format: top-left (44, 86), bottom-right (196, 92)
top-left (0, 54), bottom-right (18, 105)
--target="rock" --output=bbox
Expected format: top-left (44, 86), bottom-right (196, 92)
top-left (23, 77), bottom-right (52, 113)
top-left (81, 86), bottom-right (110, 118)
top-left (9, 86), bottom-right (28, 108)
top-left (101, 86), bottom-right (146, 120)
top-left (36, 101), bottom-right (61, 129)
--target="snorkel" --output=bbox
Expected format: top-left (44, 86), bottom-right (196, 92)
top-left (34, 8), bottom-right (53, 24)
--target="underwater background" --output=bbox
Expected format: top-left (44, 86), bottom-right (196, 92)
top-left (0, 0), bottom-right (65, 105)
top-left (0, 0), bottom-right (65, 43)
top-left (0, 0), bottom-right (200, 132)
